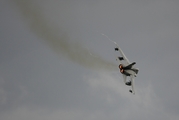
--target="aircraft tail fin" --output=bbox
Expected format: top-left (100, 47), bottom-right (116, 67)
top-left (124, 62), bottom-right (136, 69)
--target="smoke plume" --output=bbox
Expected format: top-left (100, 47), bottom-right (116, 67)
top-left (14, 0), bottom-right (116, 71)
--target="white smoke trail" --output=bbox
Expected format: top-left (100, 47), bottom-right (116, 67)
top-left (100, 33), bottom-right (118, 46)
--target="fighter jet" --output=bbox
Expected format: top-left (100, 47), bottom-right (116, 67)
top-left (114, 43), bottom-right (139, 94)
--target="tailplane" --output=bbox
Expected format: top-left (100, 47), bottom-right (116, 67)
top-left (132, 68), bottom-right (139, 74)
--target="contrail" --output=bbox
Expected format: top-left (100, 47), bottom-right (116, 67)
top-left (100, 32), bottom-right (118, 46)
top-left (13, 0), bottom-right (116, 71)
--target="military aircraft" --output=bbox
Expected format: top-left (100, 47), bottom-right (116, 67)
top-left (114, 43), bottom-right (139, 94)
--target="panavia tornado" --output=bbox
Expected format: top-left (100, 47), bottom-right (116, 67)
top-left (114, 43), bottom-right (139, 94)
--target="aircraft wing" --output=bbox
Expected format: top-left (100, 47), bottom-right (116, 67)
top-left (115, 42), bottom-right (130, 65)
top-left (130, 75), bottom-right (135, 94)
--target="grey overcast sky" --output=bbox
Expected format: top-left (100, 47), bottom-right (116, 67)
top-left (1, 0), bottom-right (179, 120)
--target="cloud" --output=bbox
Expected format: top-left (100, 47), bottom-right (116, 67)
top-left (0, 107), bottom-right (81, 120)
top-left (4, 1), bottom-right (179, 120)
top-left (85, 72), bottom-right (171, 120)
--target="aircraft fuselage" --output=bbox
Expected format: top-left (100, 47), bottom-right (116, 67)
top-left (119, 63), bottom-right (138, 77)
